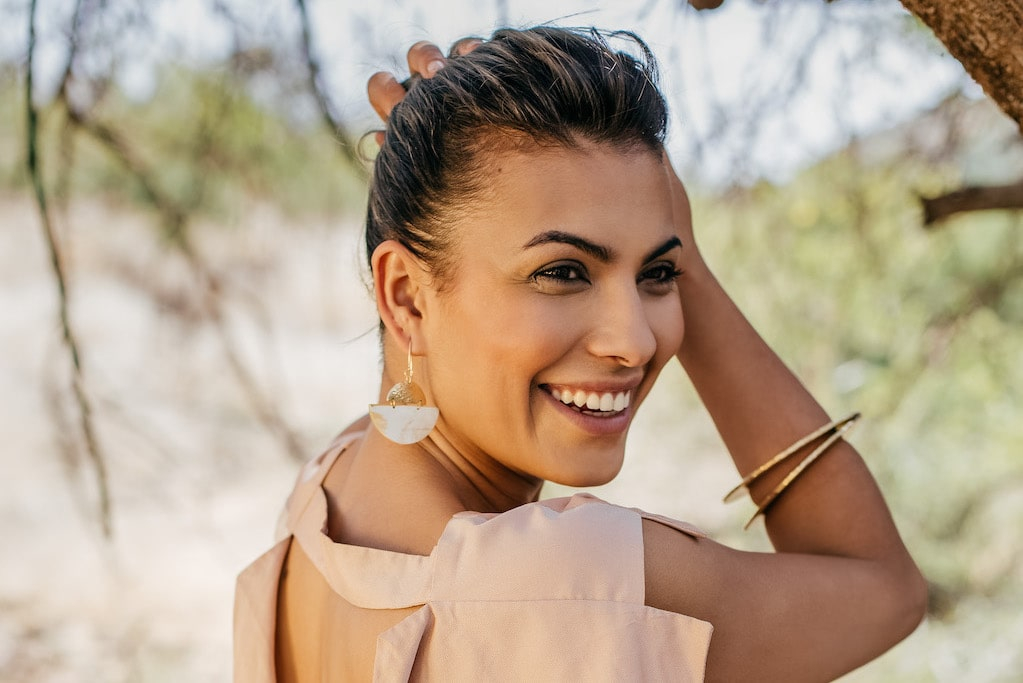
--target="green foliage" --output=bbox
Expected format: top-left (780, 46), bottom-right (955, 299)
top-left (0, 68), bottom-right (28, 190)
top-left (0, 64), bottom-right (367, 221)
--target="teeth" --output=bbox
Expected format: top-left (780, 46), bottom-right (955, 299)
top-left (550, 387), bottom-right (631, 413)
top-left (613, 392), bottom-right (627, 411)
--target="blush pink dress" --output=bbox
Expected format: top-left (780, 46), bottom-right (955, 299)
top-left (234, 432), bottom-right (713, 681)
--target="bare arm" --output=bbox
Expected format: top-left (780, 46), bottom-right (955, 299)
top-left (643, 162), bottom-right (927, 681)
top-left (367, 42), bottom-right (926, 680)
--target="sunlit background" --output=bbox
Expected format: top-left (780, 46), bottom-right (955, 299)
top-left (2, 0), bottom-right (1021, 680)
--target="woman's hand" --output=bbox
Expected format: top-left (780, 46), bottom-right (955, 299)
top-left (662, 152), bottom-right (709, 282)
top-left (367, 39), bottom-right (482, 143)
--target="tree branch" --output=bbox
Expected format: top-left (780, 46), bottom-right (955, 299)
top-left (65, 106), bottom-right (188, 241)
top-left (27, 0), bottom-right (112, 538)
top-left (898, 0), bottom-right (1023, 133)
top-left (922, 179), bottom-right (1023, 227)
top-left (293, 0), bottom-right (366, 176)
top-left (62, 104), bottom-right (306, 462)
top-left (688, 0), bottom-right (724, 9)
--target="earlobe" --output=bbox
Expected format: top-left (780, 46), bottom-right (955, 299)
top-left (372, 240), bottom-right (427, 346)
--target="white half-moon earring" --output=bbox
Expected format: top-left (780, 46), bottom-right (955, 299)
top-left (369, 346), bottom-right (439, 445)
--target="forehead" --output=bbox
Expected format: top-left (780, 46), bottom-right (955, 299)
top-left (453, 143), bottom-right (673, 252)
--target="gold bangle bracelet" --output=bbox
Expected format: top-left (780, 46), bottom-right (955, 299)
top-left (742, 416), bottom-right (860, 529)
top-left (723, 412), bottom-right (861, 504)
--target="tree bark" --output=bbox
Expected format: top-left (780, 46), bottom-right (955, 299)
top-left (921, 180), bottom-right (1023, 227)
top-left (896, 0), bottom-right (1023, 133)
top-left (898, 2), bottom-right (1023, 225)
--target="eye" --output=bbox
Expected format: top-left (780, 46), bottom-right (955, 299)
top-left (532, 262), bottom-right (589, 283)
top-left (639, 263), bottom-right (683, 291)
top-left (530, 261), bottom-right (590, 291)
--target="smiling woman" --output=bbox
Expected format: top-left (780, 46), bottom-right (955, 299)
top-left (394, 146), bottom-right (685, 489)
top-left (234, 27), bottom-right (927, 682)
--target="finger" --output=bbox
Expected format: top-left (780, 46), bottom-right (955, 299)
top-left (407, 40), bottom-right (447, 78)
top-left (661, 152), bottom-right (694, 234)
top-left (661, 153), bottom-right (705, 270)
top-left (662, 152), bottom-right (689, 206)
top-left (448, 37), bottom-right (484, 58)
top-left (367, 71), bottom-right (408, 120)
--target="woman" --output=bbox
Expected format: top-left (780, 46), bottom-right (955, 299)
top-left (235, 27), bottom-right (926, 682)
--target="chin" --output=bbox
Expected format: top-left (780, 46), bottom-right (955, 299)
top-left (547, 455), bottom-right (624, 488)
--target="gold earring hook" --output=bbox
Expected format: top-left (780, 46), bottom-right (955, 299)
top-left (386, 342), bottom-right (426, 407)
top-left (405, 345), bottom-right (414, 384)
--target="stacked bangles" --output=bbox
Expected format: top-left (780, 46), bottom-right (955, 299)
top-left (724, 413), bottom-right (862, 529)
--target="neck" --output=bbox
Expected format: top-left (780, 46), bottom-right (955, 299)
top-left (375, 366), bottom-right (542, 513)
top-left (416, 429), bottom-right (544, 513)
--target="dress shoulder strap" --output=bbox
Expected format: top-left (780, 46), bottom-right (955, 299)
top-left (275, 430), bottom-right (364, 541)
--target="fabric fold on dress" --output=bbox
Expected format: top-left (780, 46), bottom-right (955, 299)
top-left (234, 432), bottom-right (714, 682)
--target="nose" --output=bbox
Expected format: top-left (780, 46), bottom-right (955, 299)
top-left (586, 286), bottom-right (658, 368)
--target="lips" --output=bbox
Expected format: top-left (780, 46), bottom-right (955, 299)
top-left (547, 386), bottom-right (631, 414)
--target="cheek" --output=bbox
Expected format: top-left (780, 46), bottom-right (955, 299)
top-left (434, 285), bottom-right (576, 368)
top-left (424, 289), bottom-right (565, 413)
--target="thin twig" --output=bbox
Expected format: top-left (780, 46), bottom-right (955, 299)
top-left (65, 107), bottom-right (188, 242)
top-left (293, 0), bottom-right (366, 175)
top-left (26, 0), bottom-right (112, 537)
top-left (63, 102), bottom-right (306, 462)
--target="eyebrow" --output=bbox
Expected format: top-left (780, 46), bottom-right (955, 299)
top-left (523, 231), bottom-right (682, 264)
top-left (644, 236), bottom-right (683, 263)
top-left (523, 231), bottom-right (612, 261)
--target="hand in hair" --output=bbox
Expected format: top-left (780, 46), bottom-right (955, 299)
top-left (354, 30), bottom-right (926, 679)
top-left (366, 33), bottom-right (707, 331)
top-left (367, 38), bottom-right (483, 144)
top-left (661, 151), bottom-right (708, 283)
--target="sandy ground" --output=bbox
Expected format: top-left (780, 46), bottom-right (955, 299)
top-left (0, 194), bottom-right (1014, 681)
top-left (1, 195), bottom-right (385, 681)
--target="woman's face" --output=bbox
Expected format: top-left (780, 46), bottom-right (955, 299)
top-left (418, 142), bottom-right (684, 489)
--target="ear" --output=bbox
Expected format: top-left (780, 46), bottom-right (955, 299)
top-left (371, 240), bottom-right (430, 352)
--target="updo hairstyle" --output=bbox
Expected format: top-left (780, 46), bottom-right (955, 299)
top-left (366, 26), bottom-right (669, 283)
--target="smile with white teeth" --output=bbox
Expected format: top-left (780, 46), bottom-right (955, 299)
top-left (549, 387), bottom-right (631, 413)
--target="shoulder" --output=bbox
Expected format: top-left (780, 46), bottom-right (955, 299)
top-left (403, 495), bottom-right (715, 681)
top-left (276, 429), bottom-right (368, 541)
top-left (449, 494), bottom-right (643, 544)
top-left (430, 493), bottom-right (704, 603)
top-left (445, 493), bottom-right (705, 554)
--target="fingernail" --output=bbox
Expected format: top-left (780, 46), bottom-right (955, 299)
top-left (425, 60), bottom-right (444, 76)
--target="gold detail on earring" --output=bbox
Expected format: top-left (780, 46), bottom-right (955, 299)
top-left (385, 351), bottom-right (427, 406)
top-left (369, 346), bottom-right (439, 444)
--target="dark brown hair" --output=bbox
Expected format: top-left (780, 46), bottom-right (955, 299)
top-left (366, 26), bottom-right (668, 281)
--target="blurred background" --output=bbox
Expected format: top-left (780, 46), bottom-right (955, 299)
top-left (2, 0), bottom-right (1021, 680)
